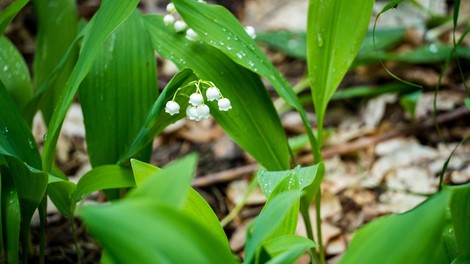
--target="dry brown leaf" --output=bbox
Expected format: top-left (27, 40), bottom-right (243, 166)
top-left (226, 180), bottom-right (266, 206)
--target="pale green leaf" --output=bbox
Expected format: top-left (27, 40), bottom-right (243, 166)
top-left (78, 200), bottom-right (237, 264)
top-left (340, 190), bottom-right (450, 264)
top-left (130, 159), bottom-right (161, 186)
top-left (449, 184), bottom-right (470, 257)
top-left (72, 165), bottom-right (135, 202)
top-left (307, 0), bottom-right (374, 140)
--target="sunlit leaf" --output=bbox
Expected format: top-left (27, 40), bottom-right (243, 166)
top-left (449, 184), bottom-right (470, 258)
top-left (260, 235), bottom-right (315, 264)
top-left (79, 10), bottom-right (157, 167)
top-left (245, 191), bottom-right (301, 263)
top-left (0, 36), bottom-right (32, 110)
top-left (42, 0), bottom-right (140, 172)
top-left (130, 159), bottom-right (161, 186)
top-left (126, 154), bottom-right (197, 208)
top-left (340, 190), bottom-right (450, 264)
top-left (79, 200), bottom-right (237, 263)
top-left (32, 0), bottom-right (78, 124)
top-left (144, 15), bottom-right (291, 170)
top-left (307, 0), bottom-right (374, 141)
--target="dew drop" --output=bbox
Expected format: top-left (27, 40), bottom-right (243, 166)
top-left (226, 45), bottom-right (232, 51)
top-left (3, 65), bottom-right (9, 72)
top-left (429, 44), bottom-right (438, 53)
top-left (248, 60), bottom-right (255, 67)
top-left (448, 228), bottom-right (453, 234)
top-left (219, 40), bottom-right (225, 46)
top-left (222, 28), bottom-right (227, 32)
top-left (317, 34), bottom-right (324, 47)
top-left (226, 35), bottom-right (231, 40)
top-left (234, 35), bottom-right (239, 41)
top-left (28, 139), bottom-right (35, 149)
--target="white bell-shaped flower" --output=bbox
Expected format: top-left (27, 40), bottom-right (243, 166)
top-left (206, 86), bottom-right (220, 101)
top-left (163, 14), bottom-right (175, 26)
top-left (185, 28), bottom-right (199, 41)
top-left (186, 106), bottom-right (198, 120)
top-left (218, 98), bottom-right (232, 111)
top-left (245, 26), bottom-right (256, 39)
top-left (165, 101), bottom-right (180, 115)
top-left (197, 104), bottom-right (210, 120)
top-left (189, 93), bottom-right (203, 106)
top-left (166, 3), bottom-right (176, 13)
top-left (174, 20), bottom-right (187, 33)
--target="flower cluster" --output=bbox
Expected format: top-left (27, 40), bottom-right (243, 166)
top-left (163, 2), bottom-right (202, 41)
top-left (163, 2), bottom-right (256, 42)
top-left (165, 80), bottom-right (232, 121)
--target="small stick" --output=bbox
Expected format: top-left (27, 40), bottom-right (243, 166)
top-left (192, 106), bottom-right (470, 187)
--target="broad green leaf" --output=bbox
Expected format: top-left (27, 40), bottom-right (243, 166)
top-left (79, 200), bottom-right (237, 264)
top-left (307, 0), bottom-right (374, 141)
top-left (118, 69), bottom-right (198, 164)
top-left (183, 188), bottom-right (231, 252)
top-left (130, 159), bottom-right (161, 186)
top-left (48, 180), bottom-right (76, 217)
top-left (245, 191), bottom-right (301, 263)
top-left (170, 0), bottom-right (322, 162)
top-left (42, 0), bottom-right (139, 172)
top-left (340, 190), bottom-right (450, 264)
top-left (79, 10), bottom-right (157, 167)
top-left (126, 154), bottom-right (197, 208)
top-left (259, 235), bottom-right (315, 264)
top-left (32, 0), bottom-right (78, 124)
top-left (449, 184), bottom-right (470, 257)
top-left (265, 245), bottom-right (312, 264)
top-left (72, 165), bottom-right (135, 202)
top-left (258, 164), bottom-right (321, 197)
top-left (144, 15), bottom-right (291, 170)
top-left (0, 0), bottom-right (29, 35)
top-left (0, 36), bottom-right (32, 110)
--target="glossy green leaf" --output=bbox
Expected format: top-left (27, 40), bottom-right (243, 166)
top-left (48, 180), bottom-right (76, 217)
top-left (258, 164), bottom-right (321, 197)
top-left (126, 154), bottom-right (197, 208)
top-left (340, 190), bottom-right (450, 264)
top-left (79, 10), bottom-right (157, 167)
top-left (0, 36), bottom-right (32, 110)
top-left (0, 0), bottom-right (29, 35)
top-left (42, 0), bottom-right (139, 172)
top-left (260, 235), bottom-right (315, 264)
top-left (449, 184), bottom-right (470, 258)
top-left (171, 0), bottom-right (323, 162)
top-left (72, 165), bottom-right (135, 202)
top-left (245, 191), bottom-right (301, 263)
top-left (307, 0), bottom-right (374, 141)
top-left (118, 69), bottom-right (198, 164)
top-left (32, 0), bottom-right (78, 124)
top-left (1, 178), bottom-right (20, 264)
top-left (130, 159), bottom-right (161, 186)
top-left (144, 15), bottom-right (291, 170)
top-left (183, 188), bottom-right (231, 252)
top-left (79, 200), bottom-right (237, 264)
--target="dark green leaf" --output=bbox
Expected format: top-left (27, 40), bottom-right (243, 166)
top-left (118, 69), bottom-right (198, 164)
top-left (79, 10), bottom-right (157, 167)
top-left (42, 0), bottom-right (140, 172)
top-left (32, 0), bottom-right (78, 124)
top-left (144, 15), bottom-right (291, 170)
top-left (48, 180), bottom-right (76, 217)
top-left (0, 36), bottom-right (32, 110)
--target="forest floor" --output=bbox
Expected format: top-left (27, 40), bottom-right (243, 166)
top-left (5, 0), bottom-right (470, 263)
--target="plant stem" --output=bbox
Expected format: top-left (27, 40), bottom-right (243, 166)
top-left (300, 205), bottom-right (320, 264)
top-left (70, 218), bottom-right (82, 264)
top-left (315, 192), bottom-right (325, 264)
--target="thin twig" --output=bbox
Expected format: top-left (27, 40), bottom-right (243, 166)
top-left (192, 106), bottom-right (470, 187)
